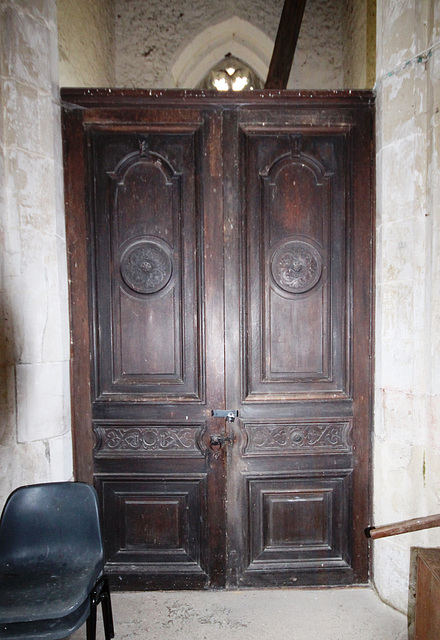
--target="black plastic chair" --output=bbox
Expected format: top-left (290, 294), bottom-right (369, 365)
top-left (0, 482), bottom-right (114, 640)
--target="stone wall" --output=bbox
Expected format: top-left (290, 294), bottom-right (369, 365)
top-left (374, 0), bottom-right (440, 613)
top-left (0, 0), bottom-right (72, 505)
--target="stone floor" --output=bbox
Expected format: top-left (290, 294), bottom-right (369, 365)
top-left (70, 587), bottom-right (408, 640)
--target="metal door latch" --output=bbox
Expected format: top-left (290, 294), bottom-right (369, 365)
top-left (209, 434), bottom-right (235, 450)
top-left (210, 410), bottom-right (238, 452)
top-left (211, 409), bottom-right (238, 423)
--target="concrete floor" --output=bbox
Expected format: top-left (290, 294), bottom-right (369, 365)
top-left (71, 587), bottom-right (408, 640)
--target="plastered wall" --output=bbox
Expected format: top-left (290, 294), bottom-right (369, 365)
top-left (57, 0), bottom-right (115, 87)
top-left (342, 0), bottom-right (376, 87)
top-left (114, 0), bottom-right (344, 89)
top-left (374, 0), bottom-right (440, 614)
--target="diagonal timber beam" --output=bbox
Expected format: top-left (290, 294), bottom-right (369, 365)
top-left (265, 0), bottom-right (307, 89)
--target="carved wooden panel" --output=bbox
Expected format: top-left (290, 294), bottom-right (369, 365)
top-left (82, 108), bottom-right (228, 590)
top-left (99, 476), bottom-right (207, 573)
top-left (94, 423), bottom-right (205, 458)
top-left (91, 129), bottom-right (203, 402)
top-left (242, 419), bottom-right (352, 456)
top-left (242, 128), bottom-right (349, 401)
top-left (246, 471), bottom-right (352, 572)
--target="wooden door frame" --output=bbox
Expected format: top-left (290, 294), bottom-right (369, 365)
top-left (61, 89), bottom-right (375, 583)
top-left (62, 104), bottom-right (94, 482)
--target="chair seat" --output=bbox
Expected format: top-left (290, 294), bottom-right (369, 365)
top-left (0, 482), bottom-right (114, 640)
top-left (0, 597), bottom-right (90, 640)
top-left (0, 564), bottom-right (102, 623)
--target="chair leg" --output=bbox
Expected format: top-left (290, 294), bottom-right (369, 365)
top-left (86, 598), bottom-right (97, 640)
top-left (101, 578), bottom-right (114, 640)
top-left (88, 575), bottom-right (114, 640)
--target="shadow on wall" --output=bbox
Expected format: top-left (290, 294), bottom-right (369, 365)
top-left (0, 291), bottom-right (17, 498)
top-left (0, 293), bottom-right (15, 444)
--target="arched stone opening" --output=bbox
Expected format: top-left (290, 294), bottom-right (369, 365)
top-left (170, 17), bottom-right (273, 89)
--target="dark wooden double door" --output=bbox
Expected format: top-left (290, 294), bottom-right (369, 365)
top-left (62, 90), bottom-right (374, 590)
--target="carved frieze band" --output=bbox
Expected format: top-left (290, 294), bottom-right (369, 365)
top-left (94, 425), bottom-right (202, 457)
top-left (243, 420), bottom-right (352, 455)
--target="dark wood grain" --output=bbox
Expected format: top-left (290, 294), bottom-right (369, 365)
top-left (61, 106), bottom-right (93, 483)
top-left (415, 549), bottom-right (440, 640)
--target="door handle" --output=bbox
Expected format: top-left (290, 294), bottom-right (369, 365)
top-left (209, 433), bottom-right (235, 451)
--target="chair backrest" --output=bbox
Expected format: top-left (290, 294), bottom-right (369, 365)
top-left (0, 482), bottom-right (103, 573)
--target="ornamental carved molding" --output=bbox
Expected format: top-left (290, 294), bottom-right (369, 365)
top-left (271, 239), bottom-right (322, 294)
top-left (94, 426), bottom-right (202, 456)
top-left (243, 421), bottom-right (352, 455)
top-left (120, 239), bottom-right (173, 294)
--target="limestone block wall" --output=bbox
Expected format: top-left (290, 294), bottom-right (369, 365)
top-left (0, 0), bottom-right (72, 506)
top-left (114, 0), bottom-right (344, 89)
top-left (374, 0), bottom-right (440, 613)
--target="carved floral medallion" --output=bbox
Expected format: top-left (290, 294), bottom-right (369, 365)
top-left (120, 240), bottom-right (173, 294)
top-left (271, 240), bottom-right (322, 294)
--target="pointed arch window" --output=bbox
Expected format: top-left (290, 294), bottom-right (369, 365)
top-left (199, 55), bottom-right (263, 91)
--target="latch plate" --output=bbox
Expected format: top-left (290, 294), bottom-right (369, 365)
top-left (211, 410), bottom-right (238, 422)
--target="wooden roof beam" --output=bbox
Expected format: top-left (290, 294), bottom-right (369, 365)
top-left (265, 0), bottom-right (307, 90)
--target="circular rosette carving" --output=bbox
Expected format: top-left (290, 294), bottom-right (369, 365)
top-left (271, 240), bottom-right (322, 294)
top-left (120, 239), bottom-right (173, 294)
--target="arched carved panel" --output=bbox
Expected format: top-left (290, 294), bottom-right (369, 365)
top-left (108, 143), bottom-right (180, 250)
top-left (91, 128), bottom-right (203, 401)
top-left (241, 126), bottom-right (348, 400)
